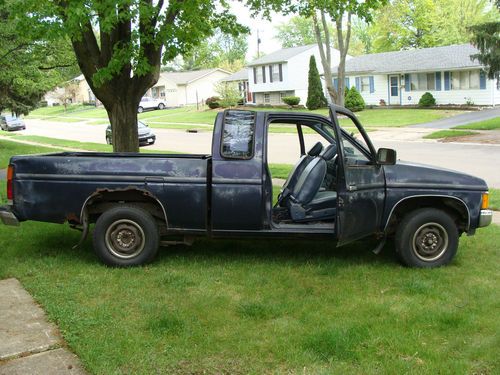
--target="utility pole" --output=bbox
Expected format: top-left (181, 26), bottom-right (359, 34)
top-left (257, 29), bottom-right (262, 58)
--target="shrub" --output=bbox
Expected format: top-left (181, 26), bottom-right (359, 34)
top-left (344, 87), bottom-right (365, 112)
top-left (205, 96), bottom-right (220, 109)
top-left (306, 56), bottom-right (328, 110)
top-left (418, 92), bottom-right (436, 107)
top-left (282, 96), bottom-right (300, 106)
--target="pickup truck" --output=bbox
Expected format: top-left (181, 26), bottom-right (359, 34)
top-left (0, 106), bottom-right (493, 268)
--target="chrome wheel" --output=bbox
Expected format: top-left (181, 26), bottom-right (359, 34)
top-left (104, 219), bottom-right (145, 259)
top-left (412, 222), bottom-right (449, 262)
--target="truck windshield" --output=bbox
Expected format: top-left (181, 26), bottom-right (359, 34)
top-left (221, 110), bottom-right (256, 159)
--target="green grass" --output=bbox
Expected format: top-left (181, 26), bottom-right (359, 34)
top-left (0, 139), bottom-right (63, 168)
top-left (6, 135), bottom-right (113, 152)
top-left (454, 117), bottom-right (500, 130)
top-left (423, 130), bottom-right (478, 139)
top-left (0, 222), bottom-right (498, 374)
top-left (269, 164), bottom-right (293, 180)
top-left (489, 188), bottom-right (500, 211)
top-left (27, 105), bottom-right (464, 130)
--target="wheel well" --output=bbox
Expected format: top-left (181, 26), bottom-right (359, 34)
top-left (385, 196), bottom-right (469, 235)
top-left (81, 188), bottom-right (168, 226)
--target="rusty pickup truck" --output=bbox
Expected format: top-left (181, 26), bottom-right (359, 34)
top-left (0, 106), bottom-right (493, 267)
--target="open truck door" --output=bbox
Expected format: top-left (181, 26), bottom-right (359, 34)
top-left (329, 105), bottom-right (387, 245)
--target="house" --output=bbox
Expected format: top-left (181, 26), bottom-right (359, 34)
top-left (43, 74), bottom-right (96, 106)
top-left (331, 44), bottom-right (500, 106)
top-left (247, 44), bottom-right (342, 106)
top-left (220, 69), bottom-right (252, 104)
top-left (147, 68), bottom-right (231, 107)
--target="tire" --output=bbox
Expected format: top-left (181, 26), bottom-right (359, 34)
top-left (158, 103), bottom-right (165, 110)
top-left (93, 205), bottom-right (159, 267)
top-left (137, 106), bottom-right (144, 113)
top-left (395, 208), bottom-right (459, 268)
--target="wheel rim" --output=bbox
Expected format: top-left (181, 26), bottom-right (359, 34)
top-left (138, 107), bottom-right (143, 113)
top-left (104, 219), bottom-right (145, 259)
top-left (412, 222), bottom-right (449, 262)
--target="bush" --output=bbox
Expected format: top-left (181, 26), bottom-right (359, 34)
top-left (419, 92), bottom-right (436, 107)
top-left (282, 96), bottom-right (300, 106)
top-left (344, 87), bottom-right (365, 112)
top-left (205, 96), bottom-right (220, 109)
top-left (306, 56), bottom-right (328, 110)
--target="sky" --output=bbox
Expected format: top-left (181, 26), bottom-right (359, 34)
top-left (228, 1), bottom-right (292, 61)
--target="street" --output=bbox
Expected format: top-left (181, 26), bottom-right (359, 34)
top-left (20, 118), bottom-right (500, 188)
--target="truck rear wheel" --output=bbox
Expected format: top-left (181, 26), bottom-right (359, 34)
top-left (395, 208), bottom-right (459, 268)
top-left (93, 205), bottom-right (159, 267)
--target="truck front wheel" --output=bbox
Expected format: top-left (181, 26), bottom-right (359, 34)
top-left (93, 206), bottom-right (159, 267)
top-left (395, 208), bottom-right (459, 268)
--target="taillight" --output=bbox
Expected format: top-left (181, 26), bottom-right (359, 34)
top-left (7, 165), bottom-right (14, 200)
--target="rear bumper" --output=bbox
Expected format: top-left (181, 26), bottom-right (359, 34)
top-left (478, 209), bottom-right (493, 228)
top-left (0, 206), bottom-right (19, 226)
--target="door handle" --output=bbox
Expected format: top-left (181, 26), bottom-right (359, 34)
top-left (348, 184), bottom-right (357, 191)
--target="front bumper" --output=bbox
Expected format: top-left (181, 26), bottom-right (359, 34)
top-left (0, 206), bottom-right (19, 226)
top-left (139, 134), bottom-right (156, 146)
top-left (478, 209), bottom-right (493, 228)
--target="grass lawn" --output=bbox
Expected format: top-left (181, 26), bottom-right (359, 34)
top-left (489, 188), bottom-right (500, 211)
top-left (27, 105), bottom-right (463, 130)
top-left (0, 221), bottom-right (498, 374)
top-left (423, 130), bottom-right (478, 139)
top-left (0, 139), bottom-right (63, 168)
top-left (454, 117), bottom-right (500, 130)
top-left (0, 139), bottom-right (498, 374)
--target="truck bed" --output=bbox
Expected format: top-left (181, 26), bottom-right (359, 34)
top-left (10, 152), bottom-right (211, 230)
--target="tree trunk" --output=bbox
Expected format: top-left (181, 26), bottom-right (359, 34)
top-left (312, 12), bottom-right (337, 104)
top-left (104, 96), bottom-right (140, 153)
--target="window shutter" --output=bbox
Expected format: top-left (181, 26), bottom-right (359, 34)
top-left (435, 72), bottom-right (441, 91)
top-left (269, 66), bottom-right (273, 83)
top-left (480, 70), bottom-right (486, 89)
top-left (345, 77), bottom-right (350, 89)
top-left (369, 76), bottom-right (375, 93)
top-left (262, 66), bottom-right (266, 83)
top-left (333, 78), bottom-right (338, 90)
top-left (278, 64), bottom-right (283, 81)
top-left (444, 71), bottom-right (450, 90)
top-left (404, 74), bottom-right (410, 91)
top-left (355, 77), bottom-right (361, 91)
top-left (253, 68), bottom-right (257, 84)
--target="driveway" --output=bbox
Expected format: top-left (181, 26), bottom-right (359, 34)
top-left (411, 107), bottom-right (500, 129)
top-left (18, 119), bottom-right (500, 188)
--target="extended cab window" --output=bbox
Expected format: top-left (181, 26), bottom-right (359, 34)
top-left (221, 110), bottom-right (256, 159)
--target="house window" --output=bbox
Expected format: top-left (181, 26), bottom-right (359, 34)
top-left (255, 67), bottom-right (263, 84)
top-left (271, 64), bottom-right (280, 82)
top-left (452, 70), bottom-right (480, 90)
top-left (264, 93), bottom-right (271, 103)
top-left (410, 73), bottom-right (435, 91)
top-left (280, 92), bottom-right (287, 102)
top-left (361, 77), bottom-right (370, 92)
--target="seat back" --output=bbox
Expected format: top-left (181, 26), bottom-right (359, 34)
top-left (291, 144), bottom-right (337, 206)
top-left (281, 142), bottom-right (323, 193)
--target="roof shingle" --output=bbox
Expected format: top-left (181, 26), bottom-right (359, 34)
top-left (248, 44), bottom-right (317, 66)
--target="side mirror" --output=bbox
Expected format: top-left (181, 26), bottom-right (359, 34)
top-left (376, 148), bottom-right (397, 165)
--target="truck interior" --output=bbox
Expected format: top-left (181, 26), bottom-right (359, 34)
top-left (265, 116), bottom-right (340, 228)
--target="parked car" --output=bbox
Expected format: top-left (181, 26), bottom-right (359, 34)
top-left (0, 106), bottom-right (492, 268)
top-left (138, 97), bottom-right (165, 113)
top-left (105, 121), bottom-right (156, 146)
top-left (0, 115), bottom-right (26, 132)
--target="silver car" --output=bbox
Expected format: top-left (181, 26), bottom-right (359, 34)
top-left (0, 115), bottom-right (26, 132)
top-left (138, 97), bottom-right (166, 113)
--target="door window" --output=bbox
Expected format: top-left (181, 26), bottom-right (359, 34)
top-left (221, 110), bottom-right (256, 159)
top-left (390, 76), bottom-right (399, 97)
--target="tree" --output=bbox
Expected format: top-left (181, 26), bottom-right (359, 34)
top-left (306, 56), bottom-right (327, 109)
top-left (214, 82), bottom-right (241, 108)
top-left (344, 87), bottom-right (365, 111)
top-left (16, 0), bottom-right (279, 152)
top-left (275, 16), bottom-right (334, 48)
top-left (0, 1), bottom-right (78, 116)
top-left (368, 0), bottom-right (499, 52)
top-left (469, 1), bottom-right (500, 86)
top-left (297, 0), bottom-right (386, 106)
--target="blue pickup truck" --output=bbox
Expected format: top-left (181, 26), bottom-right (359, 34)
top-left (0, 106), bottom-right (493, 267)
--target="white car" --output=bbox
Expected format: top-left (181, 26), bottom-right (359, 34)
top-left (138, 97), bottom-right (166, 113)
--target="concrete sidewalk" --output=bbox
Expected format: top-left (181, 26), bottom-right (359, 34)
top-left (0, 278), bottom-right (86, 374)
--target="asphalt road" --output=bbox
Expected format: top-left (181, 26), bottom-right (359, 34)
top-left (17, 119), bottom-right (500, 188)
top-left (411, 107), bottom-right (500, 129)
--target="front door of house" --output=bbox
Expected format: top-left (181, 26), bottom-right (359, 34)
top-left (389, 75), bottom-right (400, 105)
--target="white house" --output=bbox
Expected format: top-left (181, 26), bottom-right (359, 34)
top-left (147, 68), bottom-right (231, 107)
top-left (331, 44), bottom-right (500, 106)
top-left (247, 44), bottom-right (342, 106)
top-left (220, 68), bottom-right (252, 103)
